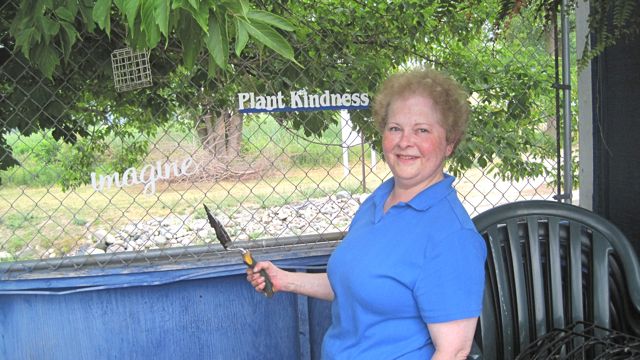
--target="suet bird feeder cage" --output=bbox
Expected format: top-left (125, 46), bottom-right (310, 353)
top-left (111, 48), bottom-right (153, 92)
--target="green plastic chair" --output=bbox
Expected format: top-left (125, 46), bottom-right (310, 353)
top-left (471, 200), bottom-right (640, 359)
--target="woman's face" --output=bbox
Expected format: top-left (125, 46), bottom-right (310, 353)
top-left (382, 94), bottom-right (453, 191)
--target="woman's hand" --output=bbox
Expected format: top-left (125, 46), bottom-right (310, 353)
top-left (246, 261), bottom-right (286, 295)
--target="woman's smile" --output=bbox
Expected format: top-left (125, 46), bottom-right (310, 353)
top-left (395, 154), bottom-right (420, 163)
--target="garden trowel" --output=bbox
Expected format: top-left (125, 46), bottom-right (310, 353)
top-left (203, 204), bottom-right (274, 297)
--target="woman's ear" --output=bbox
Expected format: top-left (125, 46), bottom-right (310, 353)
top-left (446, 140), bottom-right (456, 157)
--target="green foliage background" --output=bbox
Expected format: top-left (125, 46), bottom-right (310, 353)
top-left (0, 0), bottom-right (578, 188)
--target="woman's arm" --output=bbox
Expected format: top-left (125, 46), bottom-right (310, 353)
top-left (427, 317), bottom-right (478, 360)
top-left (247, 261), bottom-right (334, 301)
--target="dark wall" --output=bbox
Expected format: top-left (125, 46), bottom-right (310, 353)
top-left (593, 32), bottom-right (640, 255)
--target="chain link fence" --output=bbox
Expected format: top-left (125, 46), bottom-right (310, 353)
top-left (0, 0), bottom-right (566, 278)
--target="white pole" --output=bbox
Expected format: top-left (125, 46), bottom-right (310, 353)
top-left (561, 0), bottom-right (573, 203)
top-left (340, 110), bottom-right (351, 178)
top-left (371, 149), bottom-right (377, 170)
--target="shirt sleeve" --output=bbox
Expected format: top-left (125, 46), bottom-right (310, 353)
top-left (414, 228), bottom-right (487, 324)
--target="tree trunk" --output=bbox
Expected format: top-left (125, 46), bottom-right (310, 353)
top-left (213, 111), bottom-right (227, 158)
top-left (227, 112), bottom-right (243, 160)
top-left (197, 111), bottom-right (224, 157)
top-left (196, 109), bottom-right (244, 161)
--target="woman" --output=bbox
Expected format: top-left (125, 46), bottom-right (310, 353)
top-left (247, 68), bottom-right (486, 359)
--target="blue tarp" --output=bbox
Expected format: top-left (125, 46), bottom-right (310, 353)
top-left (0, 246), bottom-right (335, 360)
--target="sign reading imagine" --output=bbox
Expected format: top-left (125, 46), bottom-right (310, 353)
top-left (90, 157), bottom-right (198, 195)
top-left (237, 90), bottom-right (369, 113)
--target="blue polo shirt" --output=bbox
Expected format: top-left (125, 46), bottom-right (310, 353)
top-left (322, 174), bottom-right (486, 359)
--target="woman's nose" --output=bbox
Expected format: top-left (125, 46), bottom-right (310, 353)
top-left (397, 130), bottom-right (414, 147)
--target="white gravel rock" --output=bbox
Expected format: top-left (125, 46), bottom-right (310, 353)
top-left (69, 193), bottom-right (366, 256)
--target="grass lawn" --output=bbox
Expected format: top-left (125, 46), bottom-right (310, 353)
top-left (0, 161), bottom-right (391, 259)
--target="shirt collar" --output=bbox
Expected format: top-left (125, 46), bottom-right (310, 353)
top-left (373, 173), bottom-right (456, 215)
top-left (406, 173), bottom-right (455, 211)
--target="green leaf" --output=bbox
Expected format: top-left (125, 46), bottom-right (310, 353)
top-left (121, 0), bottom-right (140, 30)
top-left (239, 19), bottom-right (299, 65)
top-left (183, 41), bottom-right (198, 69)
top-left (181, 1), bottom-right (209, 33)
top-left (246, 10), bottom-right (294, 31)
top-left (171, 0), bottom-right (187, 11)
top-left (14, 27), bottom-right (37, 59)
top-left (141, 0), bottom-right (161, 48)
top-left (154, 0), bottom-right (170, 38)
top-left (113, 0), bottom-right (126, 10)
top-left (92, 0), bottom-right (112, 34)
top-left (31, 44), bottom-right (60, 79)
top-left (207, 55), bottom-right (218, 77)
top-left (206, 13), bottom-right (228, 69)
top-left (238, 0), bottom-right (250, 15)
top-left (129, 21), bottom-right (147, 49)
top-left (222, 0), bottom-right (249, 16)
top-left (55, 7), bottom-right (76, 22)
top-left (146, 23), bottom-right (162, 49)
top-left (60, 21), bottom-right (78, 60)
top-left (78, 1), bottom-right (96, 32)
top-left (177, 11), bottom-right (202, 69)
top-left (234, 18), bottom-right (249, 56)
top-left (40, 16), bottom-right (60, 39)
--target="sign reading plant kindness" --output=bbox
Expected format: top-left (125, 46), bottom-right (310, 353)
top-left (90, 89), bottom-right (369, 195)
top-left (237, 89), bottom-right (369, 113)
